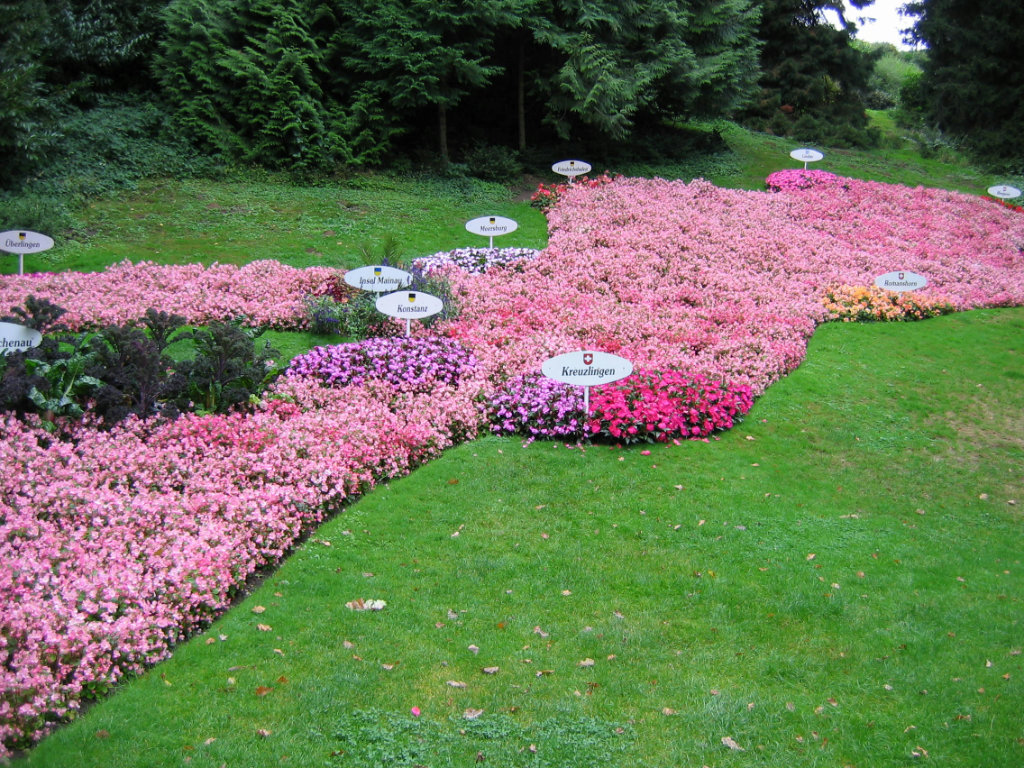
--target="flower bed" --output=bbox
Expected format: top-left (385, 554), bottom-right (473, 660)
top-left (412, 247), bottom-right (540, 275)
top-left (3, 171), bottom-right (1024, 755)
top-left (0, 260), bottom-right (348, 331)
top-left (822, 284), bottom-right (958, 322)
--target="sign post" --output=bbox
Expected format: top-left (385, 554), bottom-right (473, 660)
top-left (0, 230), bottom-right (54, 275)
top-left (988, 184), bottom-right (1021, 200)
top-left (789, 148), bottom-right (824, 170)
top-left (465, 216), bottom-right (517, 249)
top-left (541, 350), bottom-right (633, 416)
top-left (375, 290), bottom-right (444, 337)
top-left (874, 270), bottom-right (928, 292)
top-left (552, 159), bottom-right (592, 184)
top-left (344, 264), bottom-right (413, 292)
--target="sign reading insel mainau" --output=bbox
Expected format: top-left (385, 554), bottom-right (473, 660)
top-left (0, 322), bottom-right (43, 355)
top-left (344, 265), bottom-right (412, 292)
top-left (375, 290), bottom-right (444, 336)
top-left (875, 271), bottom-right (928, 292)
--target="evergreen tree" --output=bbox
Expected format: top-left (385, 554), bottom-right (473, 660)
top-left (905, 0), bottom-right (1024, 169)
top-left (742, 0), bottom-right (880, 148)
top-left (0, 0), bottom-right (57, 189)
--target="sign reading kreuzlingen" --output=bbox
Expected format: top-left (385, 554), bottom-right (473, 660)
top-left (542, 350), bottom-right (633, 415)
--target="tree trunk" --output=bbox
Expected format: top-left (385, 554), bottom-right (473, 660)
top-left (438, 103), bottom-right (449, 166)
top-left (517, 40), bottom-right (527, 152)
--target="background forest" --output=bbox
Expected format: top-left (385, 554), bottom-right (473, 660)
top-left (1, 0), bottom-right (1022, 233)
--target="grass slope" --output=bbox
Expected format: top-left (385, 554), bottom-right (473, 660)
top-left (19, 310), bottom-right (1024, 767)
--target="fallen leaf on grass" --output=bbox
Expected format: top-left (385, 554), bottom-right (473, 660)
top-left (463, 708), bottom-right (484, 720)
top-left (578, 658), bottom-right (596, 668)
top-left (447, 680), bottom-right (468, 689)
top-left (721, 736), bottom-right (745, 751)
top-left (346, 598), bottom-right (386, 611)
top-left (255, 686), bottom-right (273, 696)
top-left (482, 666), bottom-right (500, 675)
top-left (256, 623), bottom-right (272, 632)
top-left (256, 729), bottom-right (272, 738)
top-left (251, 605), bottom-right (266, 614)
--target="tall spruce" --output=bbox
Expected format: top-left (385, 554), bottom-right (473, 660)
top-left (742, 0), bottom-right (880, 148)
top-left (905, 0), bottom-right (1024, 170)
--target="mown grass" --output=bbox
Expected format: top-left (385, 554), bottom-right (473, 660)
top-left (19, 309), bottom-right (1024, 768)
top-left (8, 122), bottom-right (1024, 766)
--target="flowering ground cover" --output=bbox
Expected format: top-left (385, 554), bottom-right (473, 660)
top-left (2, 172), bottom-right (1024, 756)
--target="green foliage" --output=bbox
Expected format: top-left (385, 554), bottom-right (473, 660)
top-left (167, 321), bottom-right (280, 414)
top-left (742, 0), bottom-right (880, 148)
top-left (463, 143), bottom-right (523, 184)
top-left (906, 0), bottom-right (1024, 171)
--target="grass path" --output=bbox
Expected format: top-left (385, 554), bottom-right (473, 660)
top-left (21, 308), bottom-right (1024, 768)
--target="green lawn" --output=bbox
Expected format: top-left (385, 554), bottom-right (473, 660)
top-left (8, 121), bottom-right (1024, 766)
top-left (19, 309), bottom-right (1024, 768)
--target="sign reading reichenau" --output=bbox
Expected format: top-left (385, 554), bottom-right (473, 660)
top-left (0, 322), bottom-right (43, 355)
top-left (875, 271), bottom-right (928, 292)
top-left (344, 264), bottom-right (412, 292)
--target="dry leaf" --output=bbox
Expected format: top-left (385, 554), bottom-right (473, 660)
top-left (662, 707), bottom-right (676, 716)
top-left (561, 590), bottom-right (572, 596)
top-left (447, 680), bottom-right (468, 689)
top-left (578, 658), bottom-right (596, 668)
top-left (256, 729), bottom-right (272, 738)
top-left (463, 708), bottom-right (484, 720)
top-left (346, 598), bottom-right (386, 611)
top-left (482, 666), bottom-right (500, 675)
top-left (468, 644), bottom-right (480, 655)
top-left (256, 623), bottom-right (272, 631)
top-left (251, 605), bottom-right (266, 614)
top-left (255, 686), bottom-right (273, 696)
top-left (721, 736), bottom-right (745, 751)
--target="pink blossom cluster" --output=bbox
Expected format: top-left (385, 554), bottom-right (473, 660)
top-left (765, 168), bottom-right (844, 192)
top-left (589, 370), bottom-right (753, 443)
top-left (0, 260), bottom-right (348, 330)
top-left (441, 175), bottom-right (1024, 396)
top-left (0, 375), bottom-right (484, 753)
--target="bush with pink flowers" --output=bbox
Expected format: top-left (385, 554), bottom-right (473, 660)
top-left (588, 370), bottom-right (753, 444)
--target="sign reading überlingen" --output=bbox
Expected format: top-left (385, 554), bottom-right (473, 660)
top-left (0, 322), bottom-right (43, 355)
top-left (344, 264), bottom-right (412, 292)
top-left (875, 271), bottom-right (928, 292)
top-left (0, 230), bottom-right (54, 275)
top-left (542, 351), bottom-right (633, 388)
top-left (552, 159), bottom-right (592, 178)
top-left (376, 290), bottom-right (444, 336)
top-left (790, 148), bottom-right (824, 169)
top-left (988, 184), bottom-right (1021, 200)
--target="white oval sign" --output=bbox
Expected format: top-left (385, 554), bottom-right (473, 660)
top-left (541, 350), bottom-right (633, 387)
top-left (465, 216), bottom-right (518, 238)
top-left (0, 322), bottom-right (43, 355)
top-left (875, 271), bottom-right (928, 292)
top-left (988, 184), bottom-right (1021, 200)
top-left (344, 264), bottom-right (412, 292)
top-left (790, 148), bottom-right (824, 163)
top-left (552, 159), bottom-right (592, 177)
top-left (0, 230), bottom-right (54, 254)
top-left (375, 290), bottom-right (444, 320)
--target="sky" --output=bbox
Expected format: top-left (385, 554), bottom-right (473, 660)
top-left (825, 0), bottom-right (920, 50)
